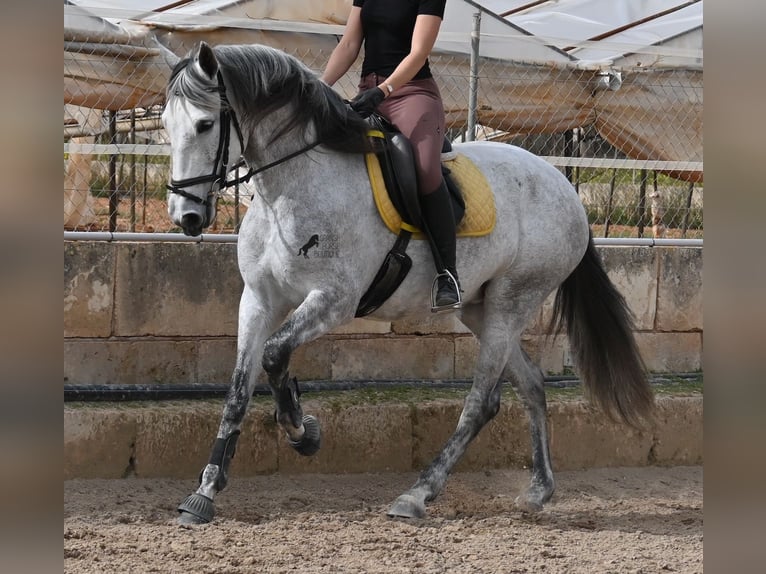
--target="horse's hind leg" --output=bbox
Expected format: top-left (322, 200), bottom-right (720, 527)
top-left (177, 286), bottom-right (284, 525)
top-left (388, 300), bottom-right (507, 519)
top-left (504, 345), bottom-right (555, 511)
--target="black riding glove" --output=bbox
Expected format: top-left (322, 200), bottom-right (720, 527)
top-left (350, 87), bottom-right (386, 118)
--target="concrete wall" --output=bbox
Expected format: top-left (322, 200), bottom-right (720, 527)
top-left (64, 393), bottom-right (703, 479)
top-left (64, 241), bottom-right (702, 386)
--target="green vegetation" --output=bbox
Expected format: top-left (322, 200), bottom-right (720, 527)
top-left (575, 168), bottom-right (703, 234)
top-left (249, 374), bottom-right (704, 408)
top-left (65, 375), bottom-right (702, 412)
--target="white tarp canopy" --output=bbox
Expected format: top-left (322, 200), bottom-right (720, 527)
top-left (452, 0), bottom-right (702, 69)
top-left (67, 0), bottom-right (702, 68)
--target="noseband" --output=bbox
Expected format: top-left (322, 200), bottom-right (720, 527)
top-left (167, 70), bottom-right (321, 209)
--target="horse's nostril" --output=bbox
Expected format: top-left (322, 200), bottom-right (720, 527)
top-left (181, 213), bottom-right (203, 228)
top-left (180, 213), bottom-right (204, 236)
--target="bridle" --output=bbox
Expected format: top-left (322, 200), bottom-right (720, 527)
top-left (167, 70), bottom-right (321, 209)
top-left (166, 71), bottom-right (250, 208)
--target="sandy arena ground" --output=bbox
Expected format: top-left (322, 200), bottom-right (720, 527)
top-left (65, 465), bottom-right (702, 573)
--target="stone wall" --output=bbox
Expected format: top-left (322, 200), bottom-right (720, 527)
top-left (64, 393), bottom-right (703, 479)
top-left (64, 241), bottom-right (702, 386)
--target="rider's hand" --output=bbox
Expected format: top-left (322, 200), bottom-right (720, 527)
top-left (349, 87), bottom-right (386, 118)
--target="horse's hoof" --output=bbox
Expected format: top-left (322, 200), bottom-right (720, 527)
top-left (289, 415), bottom-right (321, 456)
top-left (387, 494), bottom-right (426, 519)
top-left (177, 493), bottom-right (215, 524)
top-left (514, 494), bottom-right (544, 513)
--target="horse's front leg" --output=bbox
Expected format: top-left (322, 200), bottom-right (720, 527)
top-left (262, 288), bottom-right (352, 456)
top-left (177, 286), bottom-right (283, 525)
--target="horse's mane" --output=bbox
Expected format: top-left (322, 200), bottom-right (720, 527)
top-left (167, 44), bottom-right (374, 155)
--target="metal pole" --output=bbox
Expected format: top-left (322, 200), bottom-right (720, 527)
top-left (466, 11), bottom-right (481, 142)
top-left (564, 129), bottom-right (574, 183)
top-left (108, 111), bottom-right (118, 233)
top-left (638, 169), bottom-right (648, 238)
top-left (234, 178), bottom-right (241, 232)
top-left (63, 231), bottom-right (703, 248)
top-left (604, 168), bottom-right (616, 238)
top-left (682, 181), bottom-right (694, 237)
top-left (142, 154), bottom-right (147, 227)
top-left (574, 128), bottom-right (580, 194)
top-left (129, 109), bottom-right (136, 232)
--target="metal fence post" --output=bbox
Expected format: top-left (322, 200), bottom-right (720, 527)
top-left (108, 110), bottom-right (118, 233)
top-left (638, 169), bottom-right (648, 238)
top-left (466, 11), bottom-right (481, 142)
top-left (129, 109), bottom-right (136, 232)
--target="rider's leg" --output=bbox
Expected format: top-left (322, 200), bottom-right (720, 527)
top-left (376, 78), bottom-right (458, 310)
top-left (420, 182), bottom-right (461, 309)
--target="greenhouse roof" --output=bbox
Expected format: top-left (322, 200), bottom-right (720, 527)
top-left (468, 0), bottom-right (701, 65)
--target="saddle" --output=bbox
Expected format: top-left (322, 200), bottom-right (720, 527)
top-left (355, 114), bottom-right (495, 317)
top-left (365, 114), bottom-right (466, 234)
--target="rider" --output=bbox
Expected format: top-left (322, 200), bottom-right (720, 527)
top-left (320, 0), bottom-right (461, 311)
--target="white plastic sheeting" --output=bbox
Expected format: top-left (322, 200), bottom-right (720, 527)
top-left (442, 0), bottom-right (702, 67)
top-left (64, 1), bottom-right (178, 110)
top-left (66, 1), bottom-right (702, 68)
top-left (474, 0), bottom-right (703, 65)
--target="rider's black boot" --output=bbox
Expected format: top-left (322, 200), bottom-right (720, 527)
top-left (420, 181), bottom-right (462, 311)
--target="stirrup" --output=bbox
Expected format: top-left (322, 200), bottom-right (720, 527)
top-left (430, 269), bottom-right (462, 313)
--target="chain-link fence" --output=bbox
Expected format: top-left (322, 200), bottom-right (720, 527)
top-left (64, 30), bottom-right (702, 239)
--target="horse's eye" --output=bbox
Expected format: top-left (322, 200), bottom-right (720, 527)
top-left (196, 120), bottom-right (215, 134)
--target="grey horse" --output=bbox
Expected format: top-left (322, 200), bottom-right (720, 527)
top-left (162, 42), bottom-right (653, 524)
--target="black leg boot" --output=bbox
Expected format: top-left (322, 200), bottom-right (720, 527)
top-left (420, 181), bottom-right (462, 311)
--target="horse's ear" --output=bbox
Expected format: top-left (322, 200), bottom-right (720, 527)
top-left (195, 41), bottom-right (218, 79)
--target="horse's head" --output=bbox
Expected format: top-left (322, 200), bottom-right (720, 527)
top-left (162, 42), bottom-right (245, 236)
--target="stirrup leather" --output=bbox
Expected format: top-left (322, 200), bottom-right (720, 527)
top-left (430, 269), bottom-right (462, 313)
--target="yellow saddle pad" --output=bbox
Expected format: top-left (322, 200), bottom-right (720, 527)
top-left (365, 152), bottom-right (496, 240)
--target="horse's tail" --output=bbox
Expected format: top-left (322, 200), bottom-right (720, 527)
top-left (548, 234), bottom-right (654, 428)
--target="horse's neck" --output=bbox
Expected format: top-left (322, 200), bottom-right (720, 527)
top-left (242, 106), bottom-right (325, 208)
top-left (243, 106), bottom-right (317, 168)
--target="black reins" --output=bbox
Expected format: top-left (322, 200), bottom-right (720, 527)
top-left (167, 70), bottom-right (320, 208)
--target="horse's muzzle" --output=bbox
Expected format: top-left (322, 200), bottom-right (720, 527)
top-left (180, 212), bottom-right (205, 237)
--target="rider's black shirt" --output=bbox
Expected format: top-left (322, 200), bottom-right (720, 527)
top-left (353, 0), bottom-right (446, 80)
